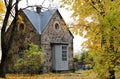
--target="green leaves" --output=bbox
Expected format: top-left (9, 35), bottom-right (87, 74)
top-left (14, 43), bottom-right (44, 74)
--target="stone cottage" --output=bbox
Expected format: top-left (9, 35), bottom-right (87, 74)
top-left (5, 7), bottom-right (74, 73)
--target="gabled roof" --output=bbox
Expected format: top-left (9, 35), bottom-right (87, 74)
top-left (22, 8), bottom-right (74, 38)
top-left (22, 9), bottom-right (56, 34)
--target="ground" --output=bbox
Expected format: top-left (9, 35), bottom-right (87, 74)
top-left (0, 70), bottom-right (120, 79)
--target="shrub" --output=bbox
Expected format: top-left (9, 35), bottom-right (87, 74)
top-left (14, 43), bottom-right (44, 74)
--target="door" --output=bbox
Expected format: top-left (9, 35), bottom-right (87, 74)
top-left (52, 45), bottom-right (68, 71)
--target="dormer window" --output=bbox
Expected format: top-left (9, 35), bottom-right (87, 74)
top-left (18, 23), bottom-right (25, 32)
top-left (54, 21), bottom-right (60, 32)
top-left (55, 23), bottom-right (59, 30)
top-left (20, 23), bottom-right (24, 30)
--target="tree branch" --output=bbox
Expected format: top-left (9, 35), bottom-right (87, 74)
top-left (22, 5), bottom-right (53, 15)
top-left (4, 0), bottom-right (8, 8)
top-left (90, 0), bottom-right (105, 16)
top-left (90, 0), bottom-right (100, 13)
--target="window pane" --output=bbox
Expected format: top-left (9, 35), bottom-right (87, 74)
top-left (62, 46), bottom-right (67, 61)
top-left (55, 23), bottom-right (59, 30)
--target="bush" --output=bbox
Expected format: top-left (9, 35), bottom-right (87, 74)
top-left (14, 43), bottom-right (44, 74)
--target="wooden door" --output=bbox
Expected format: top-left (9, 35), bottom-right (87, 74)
top-left (52, 45), bottom-right (68, 71)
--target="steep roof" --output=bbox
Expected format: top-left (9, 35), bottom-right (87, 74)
top-left (22, 9), bottom-right (73, 38)
top-left (23, 9), bottom-right (56, 34)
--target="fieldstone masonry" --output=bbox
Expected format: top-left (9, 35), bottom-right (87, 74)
top-left (5, 9), bottom-right (74, 73)
top-left (41, 12), bottom-right (73, 72)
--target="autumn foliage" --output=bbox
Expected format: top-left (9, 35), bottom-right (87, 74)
top-left (61, 0), bottom-right (120, 79)
top-left (0, 0), bottom-right (5, 25)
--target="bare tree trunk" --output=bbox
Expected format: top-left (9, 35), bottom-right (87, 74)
top-left (0, 1), bottom-right (12, 77)
top-left (0, 0), bottom-right (18, 78)
top-left (0, 57), bottom-right (6, 78)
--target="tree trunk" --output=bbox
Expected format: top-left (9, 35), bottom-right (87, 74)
top-left (108, 32), bottom-right (115, 79)
top-left (0, 0), bottom-right (12, 77)
top-left (0, 0), bottom-right (18, 78)
top-left (0, 61), bottom-right (6, 78)
top-left (0, 43), bottom-right (7, 78)
top-left (108, 70), bottom-right (115, 79)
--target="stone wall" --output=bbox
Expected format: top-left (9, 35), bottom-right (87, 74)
top-left (41, 11), bottom-right (74, 72)
top-left (5, 10), bottom-right (74, 73)
top-left (5, 11), bottom-right (41, 72)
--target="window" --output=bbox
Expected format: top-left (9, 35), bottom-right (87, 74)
top-left (19, 51), bottom-right (24, 58)
top-left (55, 23), bottom-right (59, 30)
top-left (18, 47), bottom-right (24, 58)
top-left (19, 23), bottom-right (24, 30)
top-left (62, 46), bottom-right (67, 61)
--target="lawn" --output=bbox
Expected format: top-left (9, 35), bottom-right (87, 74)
top-left (0, 70), bottom-right (120, 79)
top-left (0, 70), bottom-right (97, 79)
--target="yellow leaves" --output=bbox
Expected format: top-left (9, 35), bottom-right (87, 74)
top-left (93, 43), bottom-right (101, 48)
top-left (0, 0), bottom-right (5, 27)
top-left (62, 0), bottom-right (120, 49)
top-left (0, 0), bottom-right (5, 21)
top-left (0, 0), bottom-right (5, 14)
top-left (18, 15), bottom-right (24, 24)
top-left (62, 0), bottom-right (120, 78)
top-left (1, 72), bottom-right (99, 79)
top-left (71, 25), bottom-right (80, 35)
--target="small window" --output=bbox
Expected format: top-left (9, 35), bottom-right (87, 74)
top-left (19, 23), bottom-right (24, 30)
top-left (19, 51), bottom-right (24, 58)
top-left (62, 46), bottom-right (67, 61)
top-left (55, 23), bottom-right (59, 30)
top-left (18, 47), bottom-right (24, 58)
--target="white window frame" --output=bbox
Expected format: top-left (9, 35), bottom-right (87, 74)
top-left (62, 45), bottom-right (67, 61)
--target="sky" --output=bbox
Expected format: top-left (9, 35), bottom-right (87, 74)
top-left (0, 0), bottom-right (86, 60)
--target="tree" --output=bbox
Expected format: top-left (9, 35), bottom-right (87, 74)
top-left (74, 53), bottom-right (80, 61)
top-left (80, 51), bottom-right (93, 64)
top-left (74, 51), bottom-right (93, 63)
top-left (61, 0), bottom-right (120, 79)
top-left (74, 51), bottom-right (94, 70)
top-left (14, 43), bottom-right (44, 75)
top-left (82, 51), bottom-right (94, 70)
top-left (0, 0), bottom-right (20, 78)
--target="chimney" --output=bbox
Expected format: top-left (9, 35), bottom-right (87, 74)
top-left (36, 6), bottom-right (42, 13)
